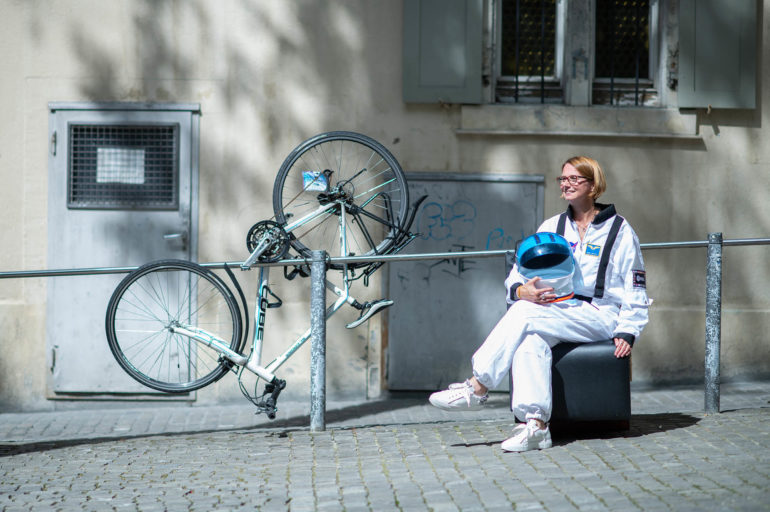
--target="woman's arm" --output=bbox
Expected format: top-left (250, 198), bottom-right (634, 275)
top-left (612, 224), bottom-right (650, 345)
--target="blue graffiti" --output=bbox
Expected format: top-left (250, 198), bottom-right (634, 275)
top-left (417, 200), bottom-right (477, 242)
top-left (485, 228), bottom-right (515, 250)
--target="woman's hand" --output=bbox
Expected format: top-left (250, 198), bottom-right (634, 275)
top-left (518, 277), bottom-right (555, 305)
top-left (613, 337), bottom-right (632, 358)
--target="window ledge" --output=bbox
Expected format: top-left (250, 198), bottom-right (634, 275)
top-left (459, 105), bottom-right (699, 140)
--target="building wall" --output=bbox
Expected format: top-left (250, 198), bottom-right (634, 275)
top-left (0, 0), bottom-right (768, 411)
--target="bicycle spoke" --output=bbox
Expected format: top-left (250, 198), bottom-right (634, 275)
top-left (273, 132), bottom-right (408, 269)
top-left (107, 261), bottom-right (241, 392)
top-left (353, 176), bottom-right (399, 201)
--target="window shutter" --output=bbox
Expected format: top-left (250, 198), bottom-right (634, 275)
top-left (403, 0), bottom-right (483, 104)
top-left (678, 0), bottom-right (757, 109)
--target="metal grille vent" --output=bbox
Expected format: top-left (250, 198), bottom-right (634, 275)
top-left (68, 124), bottom-right (179, 210)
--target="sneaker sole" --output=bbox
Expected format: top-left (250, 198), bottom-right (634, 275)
top-left (501, 436), bottom-right (552, 452)
top-left (428, 395), bottom-right (485, 411)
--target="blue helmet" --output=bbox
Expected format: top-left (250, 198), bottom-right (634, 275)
top-left (517, 232), bottom-right (571, 270)
top-left (516, 232), bottom-right (576, 300)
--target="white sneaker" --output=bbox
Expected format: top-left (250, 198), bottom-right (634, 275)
top-left (429, 380), bottom-right (488, 411)
top-left (501, 419), bottom-right (552, 452)
top-left (511, 423), bottom-right (526, 437)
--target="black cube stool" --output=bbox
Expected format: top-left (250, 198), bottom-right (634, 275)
top-left (509, 342), bottom-right (631, 429)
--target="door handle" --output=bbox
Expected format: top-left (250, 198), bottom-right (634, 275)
top-left (163, 232), bottom-right (188, 251)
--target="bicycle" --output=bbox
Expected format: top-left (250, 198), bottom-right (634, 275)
top-left (104, 131), bottom-right (425, 418)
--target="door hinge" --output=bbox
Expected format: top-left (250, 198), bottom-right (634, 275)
top-left (50, 131), bottom-right (57, 156)
top-left (50, 346), bottom-right (57, 373)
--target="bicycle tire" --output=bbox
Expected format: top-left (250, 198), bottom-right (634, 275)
top-left (272, 131), bottom-right (409, 269)
top-left (105, 260), bottom-right (243, 393)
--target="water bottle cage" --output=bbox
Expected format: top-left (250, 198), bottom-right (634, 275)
top-left (264, 286), bottom-right (283, 308)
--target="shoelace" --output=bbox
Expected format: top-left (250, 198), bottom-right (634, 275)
top-left (520, 420), bottom-right (546, 440)
top-left (447, 381), bottom-right (485, 407)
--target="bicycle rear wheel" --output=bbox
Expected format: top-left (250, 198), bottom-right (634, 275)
top-left (272, 131), bottom-right (409, 269)
top-left (105, 260), bottom-right (242, 393)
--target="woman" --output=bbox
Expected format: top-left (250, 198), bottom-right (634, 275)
top-left (429, 156), bottom-right (649, 452)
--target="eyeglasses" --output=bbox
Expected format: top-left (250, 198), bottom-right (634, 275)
top-left (555, 176), bottom-right (592, 185)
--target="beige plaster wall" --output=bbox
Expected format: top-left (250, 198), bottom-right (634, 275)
top-left (0, 0), bottom-right (768, 411)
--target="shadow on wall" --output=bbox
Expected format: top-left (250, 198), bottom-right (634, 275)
top-left (28, 0), bottom-right (385, 256)
top-left (22, 0), bottom-right (395, 401)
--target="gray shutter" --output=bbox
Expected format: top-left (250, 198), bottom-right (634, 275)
top-left (403, 0), bottom-right (483, 104)
top-left (678, 0), bottom-right (757, 109)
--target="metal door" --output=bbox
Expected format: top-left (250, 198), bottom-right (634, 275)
top-left (46, 104), bottom-right (200, 396)
top-left (387, 174), bottom-right (544, 391)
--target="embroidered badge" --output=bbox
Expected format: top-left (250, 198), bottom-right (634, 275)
top-left (569, 241), bottom-right (578, 252)
top-left (585, 244), bottom-right (601, 257)
top-left (633, 270), bottom-right (647, 289)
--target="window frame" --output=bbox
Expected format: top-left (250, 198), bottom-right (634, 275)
top-left (492, 0), bottom-right (662, 107)
top-left (592, 0), bottom-right (660, 106)
top-left (494, 0), bottom-right (566, 96)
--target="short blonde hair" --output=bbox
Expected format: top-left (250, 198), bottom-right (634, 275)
top-left (563, 156), bottom-right (606, 199)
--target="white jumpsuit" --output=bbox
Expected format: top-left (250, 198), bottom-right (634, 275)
top-left (471, 204), bottom-right (649, 423)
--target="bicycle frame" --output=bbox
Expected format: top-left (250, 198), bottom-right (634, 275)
top-left (172, 202), bottom-right (357, 385)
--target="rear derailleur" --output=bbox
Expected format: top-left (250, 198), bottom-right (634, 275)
top-left (254, 378), bottom-right (287, 420)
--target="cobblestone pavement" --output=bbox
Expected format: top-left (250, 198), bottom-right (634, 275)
top-left (1, 382), bottom-right (769, 511)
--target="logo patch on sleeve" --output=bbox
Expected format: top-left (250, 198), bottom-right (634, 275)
top-left (585, 244), bottom-right (601, 257)
top-left (633, 270), bottom-right (647, 289)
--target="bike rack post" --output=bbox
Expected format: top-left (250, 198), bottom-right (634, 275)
top-left (705, 232), bottom-right (723, 414)
top-left (310, 250), bottom-right (327, 432)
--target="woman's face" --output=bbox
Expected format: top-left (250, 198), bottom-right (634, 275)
top-left (559, 163), bottom-right (594, 203)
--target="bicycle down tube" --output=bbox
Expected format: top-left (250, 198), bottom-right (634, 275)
top-left (171, 207), bottom-right (353, 384)
top-left (245, 207), bottom-right (352, 380)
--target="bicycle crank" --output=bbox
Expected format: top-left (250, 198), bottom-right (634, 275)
top-left (245, 220), bottom-right (291, 263)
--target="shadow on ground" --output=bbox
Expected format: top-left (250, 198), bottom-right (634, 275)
top-left (0, 393), bottom-right (434, 457)
top-left (0, 395), bottom-right (707, 456)
top-left (450, 412), bottom-right (702, 448)
top-left (550, 412), bottom-right (702, 445)
top-left (263, 392), bottom-right (434, 430)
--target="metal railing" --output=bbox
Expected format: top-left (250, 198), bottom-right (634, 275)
top-left (2, 234), bottom-right (769, 431)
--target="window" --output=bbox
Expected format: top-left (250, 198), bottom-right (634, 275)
top-left (403, 0), bottom-right (757, 110)
top-left (496, 0), bottom-right (658, 106)
top-left (594, 0), bottom-right (656, 106)
top-left (496, 0), bottom-right (564, 104)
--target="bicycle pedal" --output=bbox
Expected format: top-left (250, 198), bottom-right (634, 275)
top-left (346, 299), bottom-right (394, 329)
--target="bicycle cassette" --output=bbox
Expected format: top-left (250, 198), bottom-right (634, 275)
top-left (246, 220), bottom-right (291, 263)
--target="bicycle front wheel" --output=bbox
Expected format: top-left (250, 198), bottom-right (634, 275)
top-left (105, 260), bottom-right (242, 393)
top-left (273, 131), bottom-right (409, 269)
